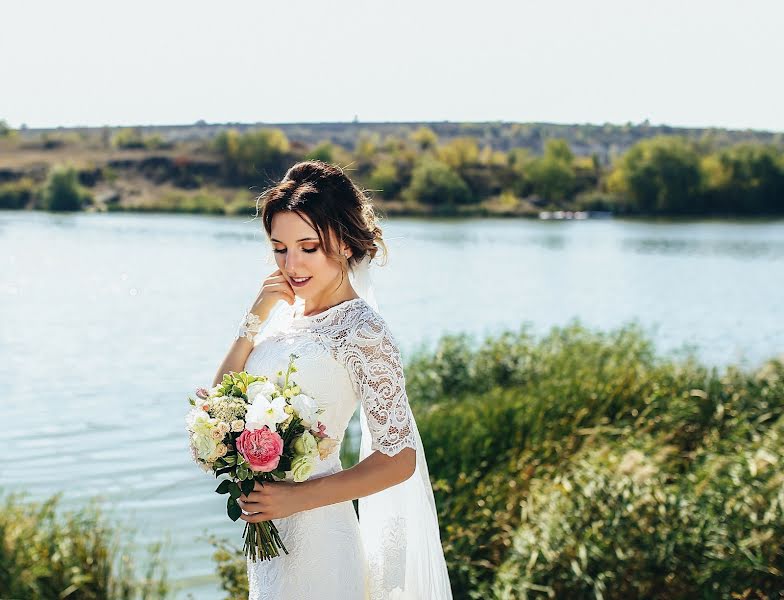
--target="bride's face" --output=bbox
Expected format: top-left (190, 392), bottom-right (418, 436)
top-left (269, 210), bottom-right (350, 300)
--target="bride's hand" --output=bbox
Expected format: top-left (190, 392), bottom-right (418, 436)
top-left (250, 268), bottom-right (296, 323)
top-left (237, 480), bottom-right (307, 522)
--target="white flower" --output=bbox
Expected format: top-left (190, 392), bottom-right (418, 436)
top-left (246, 380), bottom-right (277, 403)
top-left (245, 395), bottom-right (288, 431)
top-left (185, 408), bottom-right (210, 431)
top-left (290, 393), bottom-right (319, 426)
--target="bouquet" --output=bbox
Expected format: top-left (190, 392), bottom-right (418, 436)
top-left (185, 353), bottom-right (340, 561)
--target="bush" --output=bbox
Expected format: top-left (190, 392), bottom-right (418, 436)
top-left (213, 128), bottom-right (292, 185)
top-left (42, 166), bottom-right (92, 211)
top-left (0, 177), bottom-right (36, 209)
top-left (139, 191), bottom-right (227, 215)
top-left (0, 490), bottom-right (169, 599)
top-left (493, 420), bottom-right (784, 599)
top-left (405, 158), bottom-right (472, 206)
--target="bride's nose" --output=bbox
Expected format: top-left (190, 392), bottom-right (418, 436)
top-left (284, 250), bottom-right (302, 273)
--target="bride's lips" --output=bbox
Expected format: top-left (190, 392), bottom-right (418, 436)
top-left (289, 276), bottom-right (312, 288)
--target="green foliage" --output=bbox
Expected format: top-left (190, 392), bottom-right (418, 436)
top-left (42, 166), bottom-right (92, 211)
top-left (368, 160), bottom-right (403, 199)
top-left (112, 128), bottom-right (169, 150)
top-left (405, 158), bottom-right (472, 206)
top-left (493, 419), bottom-right (784, 599)
top-left (525, 139), bottom-right (577, 203)
top-left (407, 322), bottom-right (784, 598)
top-left (701, 144), bottom-right (784, 214)
top-left (0, 177), bottom-right (37, 209)
top-left (0, 490), bottom-right (169, 599)
top-left (411, 126), bottom-right (439, 150)
top-left (608, 136), bottom-right (704, 214)
top-left (0, 119), bottom-right (15, 138)
top-left (214, 128), bottom-right (291, 185)
top-left (305, 141), bottom-right (335, 163)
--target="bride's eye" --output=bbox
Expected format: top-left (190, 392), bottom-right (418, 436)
top-left (273, 246), bottom-right (319, 254)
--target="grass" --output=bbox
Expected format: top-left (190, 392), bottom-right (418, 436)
top-left (0, 490), bottom-right (170, 599)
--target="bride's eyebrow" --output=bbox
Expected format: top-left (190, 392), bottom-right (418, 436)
top-left (270, 237), bottom-right (319, 243)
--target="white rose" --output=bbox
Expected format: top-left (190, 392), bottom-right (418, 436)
top-left (290, 394), bottom-right (319, 426)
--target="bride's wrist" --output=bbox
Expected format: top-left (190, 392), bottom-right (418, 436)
top-left (236, 309), bottom-right (263, 343)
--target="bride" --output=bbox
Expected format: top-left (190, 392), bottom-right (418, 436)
top-left (211, 160), bottom-right (453, 599)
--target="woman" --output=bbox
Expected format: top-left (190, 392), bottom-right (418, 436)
top-left (212, 160), bottom-right (452, 599)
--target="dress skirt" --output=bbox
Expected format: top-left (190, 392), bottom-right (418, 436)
top-left (246, 499), bottom-right (369, 599)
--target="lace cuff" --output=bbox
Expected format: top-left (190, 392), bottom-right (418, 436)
top-left (236, 310), bottom-right (263, 343)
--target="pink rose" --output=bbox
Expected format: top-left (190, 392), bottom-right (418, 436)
top-left (236, 427), bottom-right (284, 472)
top-left (195, 387), bottom-right (209, 399)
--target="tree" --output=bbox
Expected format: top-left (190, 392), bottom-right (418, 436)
top-left (43, 166), bottom-right (91, 211)
top-left (525, 139), bottom-right (577, 203)
top-left (702, 144), bottom-right (784, 214)
top-left (607, 136), bottom-right (703, 214)
top-left (213, 128), bottom-right (291, 184)
top-left (410, 126), bottom-right (438, 151)
top-left (405, 159), bottom-right (471, 206)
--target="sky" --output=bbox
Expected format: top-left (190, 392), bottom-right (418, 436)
top-left (2, 0), bottom-right (783, 131)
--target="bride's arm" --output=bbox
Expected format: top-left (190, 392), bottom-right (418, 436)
top-left (213, 270), bottom-right (296, 387)
top-left (238, 447), bottom-right (416, 520)
top-left (212, 335), bottom-right (255, 388)
top-left (302, 446), bottom-right (416, 509)
top-left (296, 310), bottom-right (418, 509)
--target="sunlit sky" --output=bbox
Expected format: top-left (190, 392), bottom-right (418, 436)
top-left (3, 0), bottom-right (783, 131)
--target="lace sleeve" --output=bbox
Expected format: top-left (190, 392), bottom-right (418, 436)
top-left (345, 313), bottom-right (417, 457)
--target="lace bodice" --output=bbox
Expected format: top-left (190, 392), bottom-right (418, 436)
top-left (244, 298), bottom-right (417, 466)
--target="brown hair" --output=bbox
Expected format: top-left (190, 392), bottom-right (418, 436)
top-left (256, 161), bottom-right (388, 284)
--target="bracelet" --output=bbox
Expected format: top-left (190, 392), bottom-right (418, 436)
top-left (236, 310), bottom-right (263, 342)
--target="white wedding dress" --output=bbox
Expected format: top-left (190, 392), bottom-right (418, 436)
top-left (243, 297), bottom-right (447, 599)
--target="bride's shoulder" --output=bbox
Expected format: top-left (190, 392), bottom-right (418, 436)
top-left (345, 299), bottom-right (398, 346)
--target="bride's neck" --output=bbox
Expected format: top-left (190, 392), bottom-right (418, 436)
top-left (302, 286), bottom-right (360, 317)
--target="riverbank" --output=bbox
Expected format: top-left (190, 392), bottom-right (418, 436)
top-left (2, 121), bottom-right (783, 218)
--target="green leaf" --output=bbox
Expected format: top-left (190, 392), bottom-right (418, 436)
top-left (188, 397), bottom-right (196, 406)
top-left (277, 456), bottom-right (291, 472)
top-left (215, 480), bottom-right (231, 495)
top-left (222, 454), bottom-right (236, 466)
top-left (241, 479), bottom-right (255, 496)
top-left (227, 497), bottom-right (241, 522)
top-left (229, 482), bottom-right (242, 499)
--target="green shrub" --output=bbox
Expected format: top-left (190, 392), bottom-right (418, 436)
top-left (405, 158), bottom-right (472, 206)
top-left (493, 419), bottom-right (784, 599)
top-left (305, 141), bottom-right (335, 163)
top-left (0, 177), bottom-right (36, 209)
top-left (42, 166), bottom-right (92, 211)
top-left (0, 490), bottom-right (169, 599)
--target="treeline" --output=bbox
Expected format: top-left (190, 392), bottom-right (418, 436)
top-left (2, 121), bottom-right (783, 216)
top-left (211, 127), bottom-right (784, 216)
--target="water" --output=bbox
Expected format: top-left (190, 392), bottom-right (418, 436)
top-left (1, 211), bottom-right (782, 598)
